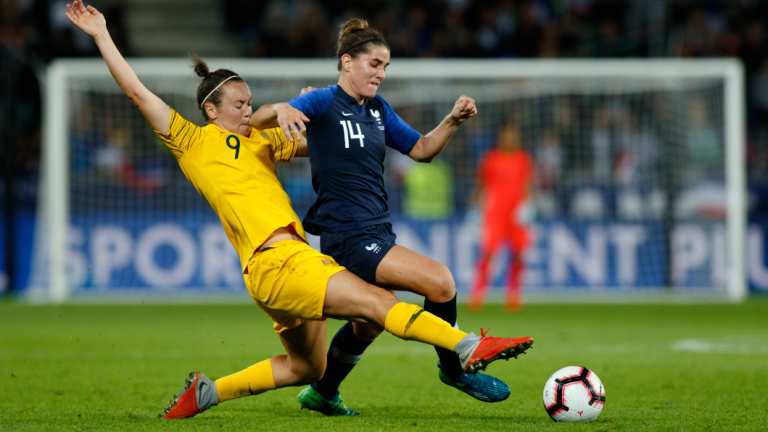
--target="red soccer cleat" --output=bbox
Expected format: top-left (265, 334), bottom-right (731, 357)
top-left (162, 371), bottom-right (217, 419)
top-left (463, 330), bottom-right (534, 373)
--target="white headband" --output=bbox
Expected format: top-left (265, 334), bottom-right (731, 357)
top-left (200, 75), bottom-right (240, 108)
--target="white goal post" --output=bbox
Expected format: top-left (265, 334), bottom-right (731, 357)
top-left (32, 59), bottom-right (745, 302)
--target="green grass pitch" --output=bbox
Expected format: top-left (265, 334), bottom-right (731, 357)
top-left (1, 299), bottom-right (767, 431)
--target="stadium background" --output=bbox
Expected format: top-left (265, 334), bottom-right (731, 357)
top-left (2, 2), bottom-right (768, 431)
top-left (1, 0), bottom-right (768, 297)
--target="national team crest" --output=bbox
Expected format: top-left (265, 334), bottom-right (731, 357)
top-left (370, 109), bottom-right (385, 130)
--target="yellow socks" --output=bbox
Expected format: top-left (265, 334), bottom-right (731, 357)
top-left (384, 302), bottom-right (467, 350)
top-left (213, 304), bottom-right (468, 401)
top-left (214, 359), bottom-right (276, 402)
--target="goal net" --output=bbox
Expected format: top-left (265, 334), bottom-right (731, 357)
top-left (30, 59), bottom-right (745, 302)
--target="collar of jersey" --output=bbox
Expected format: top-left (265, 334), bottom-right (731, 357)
top-left (207, 121), bottom-right (254, 139)
top-left (335, 84), bottom-right (369, 111)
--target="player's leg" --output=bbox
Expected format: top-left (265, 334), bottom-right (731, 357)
top-left (376, 244), bottom-right (511, 402)
top-left (505, 226), bottom-right (531, 311)
top-left (163, 320), bottom-right (327, 419)
top-left (325, 269), bottom-right (529, 391)
top-left (471, 226), bottom-right (502, 310)
top-left (506, 252), bottom-right (525, 311)
top-left (314, 221), bottom-right (466, 392)
top-left (301, 224), bottom-right (390, 413)
top-left (299, 320), bottom-right (377, 416)
top-left (265, 241), bottom-right (531, 376)
top-left (250, 239), bottom-right (475, 376)
top-left (376, 245), bottom-right (459, 371)
top-left (217, 319), bottom-right (328, 398)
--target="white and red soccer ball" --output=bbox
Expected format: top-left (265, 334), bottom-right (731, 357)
top-left (543, 366), bottom-right (605, 422)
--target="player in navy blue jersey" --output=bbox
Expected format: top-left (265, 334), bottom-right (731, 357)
top-left (251, 18), bottom-right (530, 415)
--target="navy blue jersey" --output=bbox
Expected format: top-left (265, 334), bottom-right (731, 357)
top-left (289, 85), bottom-right (421, 234)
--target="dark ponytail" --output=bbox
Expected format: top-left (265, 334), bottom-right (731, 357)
top-left (336, 18), bottom-right (388, 71)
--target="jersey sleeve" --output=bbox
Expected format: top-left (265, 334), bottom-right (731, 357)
top-left (380, 98), bottom-right (422, 155)
top-left (288, 86), bottom-right (335, 119)
top-left (153, 109), bottom-right (203, 159)
top-left (261, 127), bottom-right (298, 161)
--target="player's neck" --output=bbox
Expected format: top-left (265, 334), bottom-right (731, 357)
top-left (337, 79), bottom-right (367, 105)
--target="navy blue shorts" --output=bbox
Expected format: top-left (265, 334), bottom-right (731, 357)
top-left (320, 223), bottom-right (397, 284)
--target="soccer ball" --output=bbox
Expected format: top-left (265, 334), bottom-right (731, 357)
top-left (542, 366), bottom-right (605, 422)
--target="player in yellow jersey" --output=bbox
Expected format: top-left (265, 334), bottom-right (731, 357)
top-left (66, 0), bottom-right (533, 419)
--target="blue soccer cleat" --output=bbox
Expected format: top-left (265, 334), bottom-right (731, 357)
top-left (438, 368), bottom-right (511, 402)
top-left (298, 386), bottom-right (360, 416)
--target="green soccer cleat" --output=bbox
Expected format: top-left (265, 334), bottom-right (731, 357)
top-left (298, 386), bottom-right (359, 416)
top-left (438, 368), bottom-right (511, 402)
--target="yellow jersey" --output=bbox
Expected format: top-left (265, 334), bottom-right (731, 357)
top-left (155, 109), bottom-right (306, 271)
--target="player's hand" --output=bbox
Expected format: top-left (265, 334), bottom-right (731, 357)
top-left (449, 95), bottom-right (478, 124)
top-left (299, 86), bottom-right (315, 96)
top-left (273, 103), bottom-right (309, 144)
top-left (65, 1), bottom-right (107, 38)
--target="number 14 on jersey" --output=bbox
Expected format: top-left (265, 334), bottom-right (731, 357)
top-left (339, 120), bottom-right (365, 148)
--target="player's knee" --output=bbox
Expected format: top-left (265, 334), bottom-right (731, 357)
top-left (372, 284), bottom-right (398, 305)
top-left (368, 285), bottom-right (398, 321)
top-left (427, 264), bottom-right (456, 302)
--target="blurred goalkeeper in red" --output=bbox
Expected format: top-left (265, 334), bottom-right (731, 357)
top-left (471, 120), bottom-right (535, 311)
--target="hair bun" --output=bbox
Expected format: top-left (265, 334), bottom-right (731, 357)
top-left (191, 54), bottom-right (211, 78)
top-left (340, 18), bottom-right (369, 36)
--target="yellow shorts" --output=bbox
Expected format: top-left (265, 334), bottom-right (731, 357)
top-left (244, 239), bottom-right (345, 334)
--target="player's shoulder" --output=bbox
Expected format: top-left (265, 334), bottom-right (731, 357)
top-left (309, 84), bottom-right (338, 101)
top-left (291, 85), bottom-right (337, 115)
top-left (371, 95), bottom-right (390, 110)
top-left (167, 108), bottom-right (194, 127)
top-left (163, 108), bottom-right (204, 139)
top-left (308, 84), bottom-right (339, 97)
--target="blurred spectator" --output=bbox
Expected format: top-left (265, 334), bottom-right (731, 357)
top-left (403, 159), bottom-right (455, 220)
top-left (615, 113), bottom-right (660, 186)
top-left (751, 59), bottom-right (768, 135)
top-left (590, 104), bottom-right (658, 186)
top-left (533, 127), bottom-right (562, 217)
top-left (668, 7), bottom-right (720, 57)
top-left (3, 0), bottom-right (767, 213)
top-left (1, 0), bottom-right (42, 201)
top-left (44, 0), bottom-right (131, 59)
top-left (535, 128), bottom-right (562, 191)
top-left (69, 99), bottom-right (168, 196)
top-left (685, 97), bottom-right (722, 182)
top-left (591, 103), bottom-right (627, 183)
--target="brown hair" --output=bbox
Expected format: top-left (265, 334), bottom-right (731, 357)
top-left (192, 55), bottom-right (243, 120)
top-left (336, 18), bottom-right (388, 71)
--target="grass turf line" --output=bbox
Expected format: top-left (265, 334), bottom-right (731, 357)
top-left (1, 300), bottom-right (767, 431)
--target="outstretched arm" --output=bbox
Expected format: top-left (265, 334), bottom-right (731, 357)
top-left (251, 103), bottom-right (310, 155)
top-left (251, 103), bottom-right (309, 140)
top-left (66, 1), bottom-right (170, 134)
top-left (409, 95), bottom-right (478, 162)
top-left (251, 86), bottom-right (313, 145)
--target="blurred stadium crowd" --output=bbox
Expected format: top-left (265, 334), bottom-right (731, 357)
top-left (1, 0), bottom-right (768, 209)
